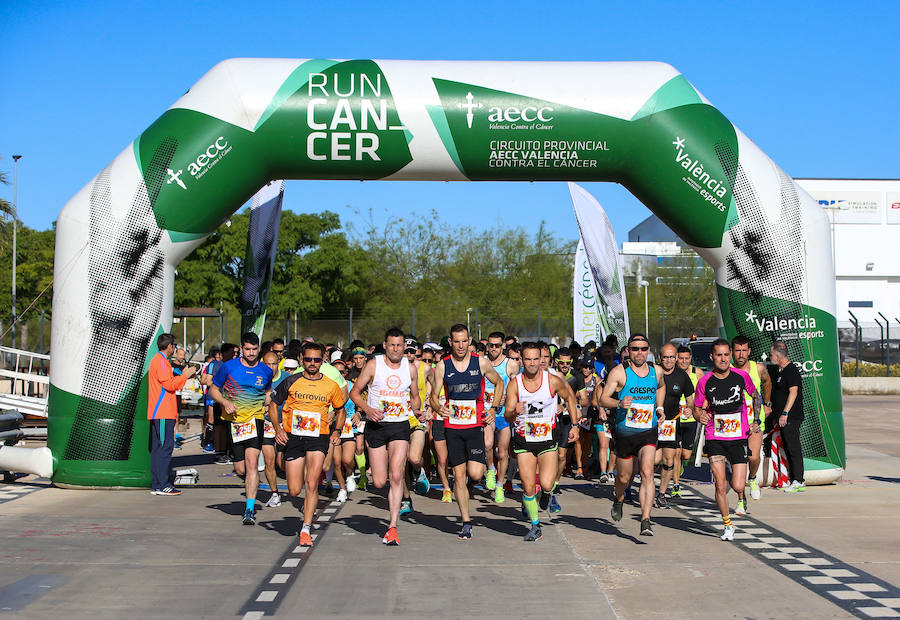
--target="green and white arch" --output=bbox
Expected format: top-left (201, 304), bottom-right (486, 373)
top-left (49, 59), bottom-right (844, 487)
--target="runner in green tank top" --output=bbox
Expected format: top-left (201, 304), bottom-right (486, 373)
top-left (731, 336), bottom-right (772, 505)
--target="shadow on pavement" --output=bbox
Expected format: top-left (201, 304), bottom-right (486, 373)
top-left (554, 513), bottom-right (645, 544)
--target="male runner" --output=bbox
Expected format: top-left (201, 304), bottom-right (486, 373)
top-left (670, 345), bottom-right (703, 497)
top-left (430, 324), bottom-right (503, 540)
top-left (350, 328), bottom-right (423, 546)
top-left (599, 334), bottom-right (665, 536)
top-left (426, 353), bottom-right (454, 503)
top-left (401, 338), bottom-right (429, 514)
top-left (731, 335), bottom-right (771, 505)
top-left (484, 331), bottom-right (519, 503)
top-left (655, 343), bottom-right (694, 507)
top-left (260, 352), bottom-right (284, 508)
top-left (269, 341), bottom-right (345, 546)
top-left (694, 339), bottom-right (760, 541)
top-left (552, 348), bottom-right (575, 497)
top-left (209, 332), bottom-right (273, 525)
top-left (506, 342), bottom-right (580, 541)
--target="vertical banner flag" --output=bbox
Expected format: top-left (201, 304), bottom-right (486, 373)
top-left (569, 183), bottom-right (630, 346)
top-left (573, 238), bottom-right (605, 344)
top-left (240, 180), bottom-right (285, 338)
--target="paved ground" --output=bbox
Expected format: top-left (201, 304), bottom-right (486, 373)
top-left (0, 396), bottom-right (898, 619)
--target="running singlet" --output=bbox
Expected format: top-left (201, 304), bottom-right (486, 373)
top-left (484, 357), bottom-right (509, 415)
top-left (271, 373), bottom-right (344, 437)
top-left (679, 367), bottom-right (699, 422)
top-left (614, 365), bottom-right (658, 436)
top-left (694, 368), bottom-right (756, 441)
top-left (212, 358), bottom-right (273, 423)
top-left (442, 354), bottom-right (485, 430)
top-left (366, 356), bottom-right (413, 423)
top-left (741, 361), bottom-right (764, 430)
top-left (513, 370), bottom-right (557, 442)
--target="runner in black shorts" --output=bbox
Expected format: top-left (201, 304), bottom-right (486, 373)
top-left (430, 324), bottom-right (503, 541)
top-left (655, 343), bottom-right (694, 507)
top-left (506, 342), bottom-right (580, 542)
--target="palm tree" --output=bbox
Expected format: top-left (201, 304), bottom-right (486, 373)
top-left (0, 162), bottom-right (12, 216)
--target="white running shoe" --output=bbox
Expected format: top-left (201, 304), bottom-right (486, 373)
top-left (721, 525), bottom-right (735, 541)
top-left (346, 475), bottom-right (357, 494)
top-left (336, 489), bottom-right (348, 503)
top-left (265, 492), bottom-right (282, 508)
top-left (749, 479), bottom-right (761, 500)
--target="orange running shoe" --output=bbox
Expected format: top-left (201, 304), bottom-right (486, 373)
top-left (382, 526), bottom-right (399, 546)
top-left (299, 530), bottom-right (313, 546)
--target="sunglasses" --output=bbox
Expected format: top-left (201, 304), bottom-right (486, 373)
top-left (661, 355), bottom-right (676, 359)
top-left (271, 348), bottom-right (284, 354)
top-left (487, 343), bottom-right (502, 347)
top-left (303, 356), bottom-right (323, 363)
top-left (629, 346), bottom-right (649, 352)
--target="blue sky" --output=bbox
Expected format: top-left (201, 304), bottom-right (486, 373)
top-left (2, 1), bottom-right (898, 245)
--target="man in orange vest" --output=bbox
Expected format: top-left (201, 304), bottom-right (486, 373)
top-left (148, 333), bottom-right (196, 495)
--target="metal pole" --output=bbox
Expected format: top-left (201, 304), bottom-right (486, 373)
top-left (349, 307), bottom-right (353, 343)
top-left (879, 312), bottom-right (890, 375)
top-left (182, 315), bottom-right (187, 348)
top-left (474, 307), bottom-right (478, 341)
top-left (11, 155), bottom-right (21, 349)
top-left (660, 306), bottom-right (666, 347)
top-left (411, 307), bottom-right (416, 338)
top-left (40, 309), bottom-right (45, 351)
top-left (849, 311), bottom-right (860, 377)
top-left (223, 309), bottom-right (228, 342)
top-left (644, 285), bottom-right (649, 337)
top-left (874, 317), bottom-right (885, 367)
top-left (537, 308), bottom-right (541, 340)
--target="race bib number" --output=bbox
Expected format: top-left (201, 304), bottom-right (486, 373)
top-left (625, 403), bottom-right (654, 430)
top-left (230, 421), bottom-right (257, 443)
top-left (380, 398), bottom-right (409, 423)
top-left (713, 412), bottom-right (743, 439)
top-left (523, 409), bottom-right (554, 443)
top-left (291, 410), bottom-right (321, 437)
top-left (340, 418), bottom-right (354, 439)
top-left (658, 419), bottom-right (676, 441)
top-left (679, 405), bottom-right (693, 420)
top-left (448, 399), bottom-right (478, 426)
top-left (263, 419), bottom-right (276, 439)
top-left (356, 421), bottom-right (366, 433)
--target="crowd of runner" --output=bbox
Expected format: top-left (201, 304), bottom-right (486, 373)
top-left (153, 325), bottom-right (806, 546)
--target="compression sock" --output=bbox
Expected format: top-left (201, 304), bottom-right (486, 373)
top-left (245, 498), bottom-right (255, 512)
top-left (523, 494), bottom-right (540, 525)
top-left (355, 452), bottom-right (367, 472)
top-left (723, 515), bottom-right (732, 527)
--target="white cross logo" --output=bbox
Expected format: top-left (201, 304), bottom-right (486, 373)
top-left (458, 92), bottom-right (483, 128)
top-left (745, 311), bottom-right (758, 323)
top-left (166, 168), bottom-right (186, 190)
top-left (672, 136), bottom-right (686, 149)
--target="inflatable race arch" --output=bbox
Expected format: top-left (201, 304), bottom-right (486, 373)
top-left (48, 59), bottom-right (845, 487)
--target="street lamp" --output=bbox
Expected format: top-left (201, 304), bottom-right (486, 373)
top-left (11, 155), bottom-right (21, 349)
top-left (466, 307), bottom-right (473, 335)
top-left (639, 279), bottom-right (649, 338)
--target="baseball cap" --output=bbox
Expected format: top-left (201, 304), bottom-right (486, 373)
top-left (404, 338), bottom-right (419, 353)
top-left (423, 342), bottom-right (440, 352)
top-left (580, 354), bottom-right (594, 368)
top-left (330, 350), bottom-right (343, 363)
top-left (282, 358), bottom-right (299, 371)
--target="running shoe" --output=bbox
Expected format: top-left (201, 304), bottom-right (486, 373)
top-left (458, 523), bottom-right (473, 541)
top-left (671, 484), bottom-right (682, 497)
top-left (336, 489), bottom-right (348, 503)
top-left (201, 444), bottom-right (216, 453)
top-left (503, 479), bottom-right (514, 493)
top-left (382, 527), bottom-right (399, 546)
top-left (441, 489), bottom-right (453, 503)
top-left (524, 523), bottom-right (542, 542)
top-left (299, 530), bottom-right (313, 546)
top-left (414, 470), bottom-right (431, 495)
top-left (242, 509), bottom-right (256, 525)
top-left (151, 485), bottom-right (182, 496)
top-left (640, 518), bottom-right (653, 536)
top-left (265, 492), bottom-right (282, 508)
top-left (538, 491), bottom-right (551, 511)
top-left (655, 493), bottom-right (669, 509)
top-left (598, 473), bottom-right (609, 484)
top-left (357, 472), bottom-right (368, 491)
top-left (611, 500), bottom-right (624, 523)
top-left (215, 455), bottom-right (233, 465)
top-left (783, 481), bottom-right (801, 493)
top-left (553, 484), bottom-right (563, 495)
top-left (749, 479), bottom-right (761, 500)
top-left (346, 475), bottom-right (357, 494)
top-left (485, 469), bottom-right (497, 490)
top-left (399, 498), bottom-right (412, 515)
top-left (735, 499), bottom-right (746, 516)
top-left (721, 525), bottom-right (735, 541)
top-left (548, 495), bottom-right (562, 514)
top-left (494, 487), bottom-right (505, 504)
top-left (574, 470), bottom-right (585, 481)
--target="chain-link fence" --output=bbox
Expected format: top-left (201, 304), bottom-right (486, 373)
top-left (839, 320), bottom-right (899, 376)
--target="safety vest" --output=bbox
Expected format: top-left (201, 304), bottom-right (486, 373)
top-left (679, 366), bottom-right (699, 422)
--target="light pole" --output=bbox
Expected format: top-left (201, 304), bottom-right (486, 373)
top-left (11, 155), bottom-right (21, 349)
top-left (639, 279), bottom-right (649, 338)
top-left (466, 307), bottom-right (473, 335)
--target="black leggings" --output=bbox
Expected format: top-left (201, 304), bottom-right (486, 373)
top-left (765, 415), bottom-right (805, 483)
